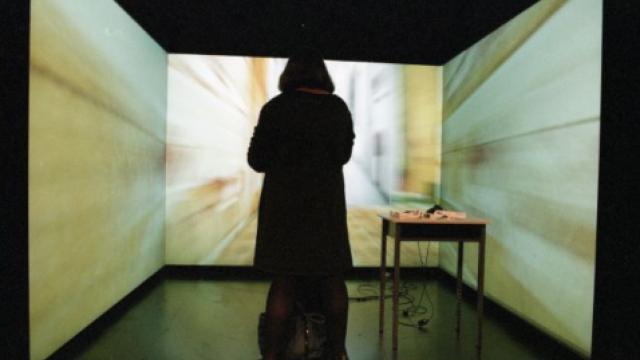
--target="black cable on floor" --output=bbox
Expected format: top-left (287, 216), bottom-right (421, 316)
top-left (348, 241), bottom-right (436, 330)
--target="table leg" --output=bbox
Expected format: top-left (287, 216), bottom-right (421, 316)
top-left (456, 239), bottom-right (464, 337)
top-left (392, 225), bottom-right (401, 352)
top-left (379, 219), bottom-right (389, 337)
top-left (477, 227), bottom-right (486, 350)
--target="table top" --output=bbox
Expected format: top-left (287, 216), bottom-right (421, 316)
top-left (378, 213), bottom-right (489, 225)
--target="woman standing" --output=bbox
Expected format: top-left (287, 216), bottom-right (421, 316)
top-left (248, 50), bottom-right (355, 360)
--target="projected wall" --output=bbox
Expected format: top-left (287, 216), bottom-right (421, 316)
top-left (29, 0), bottom-right (167, 359)
top-left (165, 56), bottom-right (442, 267)
top-left (439, 0), bottom-right (601, 356)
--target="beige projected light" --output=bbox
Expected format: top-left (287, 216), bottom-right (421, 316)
top-left (440, 0), bottom-right (601, 356)
top-left (29, 0), bottom-right (601, 359)
top-left (29, 0), bottom-right (167, 359)
top-left (165, 55), bottom-right (442, 267)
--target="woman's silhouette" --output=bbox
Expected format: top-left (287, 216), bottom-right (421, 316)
top-left (248, 49), bottom-right (355, 360)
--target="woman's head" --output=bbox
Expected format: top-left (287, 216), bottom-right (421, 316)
top-left (278, 48), bottom-right (335, 93)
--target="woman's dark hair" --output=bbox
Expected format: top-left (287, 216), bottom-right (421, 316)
top-left (278, 48), bottom-right (335, 93)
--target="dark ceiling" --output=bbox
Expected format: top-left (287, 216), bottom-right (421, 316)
top-left (115, 0), bottom-right (537, 65)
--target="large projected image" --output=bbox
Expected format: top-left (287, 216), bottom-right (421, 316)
top-left (29, 0), bottom-right (167, 358)
top-left (438, 0), bottom-right (601, 355)
top-left (26, 0), bottom-right (602, 358)
top-left (165, 55), bottom-right (442, 266)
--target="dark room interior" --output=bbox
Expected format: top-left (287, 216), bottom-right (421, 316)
top-left (2, 1), bottom-right (640, 359)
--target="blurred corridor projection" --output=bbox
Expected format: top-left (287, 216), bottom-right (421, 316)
top-left (29, 0), bottom-right (167, 359)
top-left (28, 0), bottom-right (602, 358)
top-left (165, 56), bottom-right (442, 266)
top-left (439, 0), bottom-right (601, 356)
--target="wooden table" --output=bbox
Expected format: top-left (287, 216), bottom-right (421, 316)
top-left (377, 213), bottom-right (489, 353)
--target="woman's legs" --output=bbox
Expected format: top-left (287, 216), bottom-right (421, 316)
top-left (263, 274), bottom-right (349, 359)
top-left (320, 275), bottom-right (349, 356)
top-left (264, 275), bottom-right (296, 360)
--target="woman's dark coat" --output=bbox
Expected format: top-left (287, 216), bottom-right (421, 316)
top-left (247, 90), bottom-right (355, 275)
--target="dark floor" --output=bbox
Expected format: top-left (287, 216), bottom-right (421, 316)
top-left (55, 277), bottom-right (566, 360)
